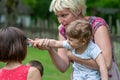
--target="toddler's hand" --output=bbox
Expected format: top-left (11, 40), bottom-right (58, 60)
top-left (27, 38), bottom-right (34, 47)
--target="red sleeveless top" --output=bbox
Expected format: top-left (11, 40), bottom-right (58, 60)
top-left (0, 65), bottom-right (30, 80)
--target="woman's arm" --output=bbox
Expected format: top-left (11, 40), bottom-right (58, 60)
top-left (47, 33), bottom-right (70, 72)
top-left (48, 47), bottom-right (70, 72)
top-left (94, 26), bottom-right (112, 70)
top-left (96, 53), bottom-right (108, 80)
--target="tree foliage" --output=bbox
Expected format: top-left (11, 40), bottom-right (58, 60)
top-left (87, 0), bottom-right (120, 8)
top-left (22, 0), bottom-right (52, 20)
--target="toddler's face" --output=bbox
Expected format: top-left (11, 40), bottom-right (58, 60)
top-left (67, 37), bottom-right (83, 49)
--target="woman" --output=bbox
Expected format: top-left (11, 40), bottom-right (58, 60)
top-left (31, 0), bottom-right (120, 80)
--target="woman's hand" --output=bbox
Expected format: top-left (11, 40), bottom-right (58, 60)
top-left (28, 38), bottom-right (51, 51)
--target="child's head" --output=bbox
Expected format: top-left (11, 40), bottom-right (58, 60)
top-left (26, 60), bottom-right (44, 77)
top-left (0, 27), bottom-right (27, 62)
top-left (66, 20), bottom-right (92, 47)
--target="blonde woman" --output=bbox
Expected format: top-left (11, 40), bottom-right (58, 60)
top-left (30, 0), bottom-right (120, 80)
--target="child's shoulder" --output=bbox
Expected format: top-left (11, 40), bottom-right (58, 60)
top-left (27, 66), bottom-right (41, 79)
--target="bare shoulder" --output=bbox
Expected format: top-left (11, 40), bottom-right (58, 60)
top-left (27, 67), bottom-right (41, 80)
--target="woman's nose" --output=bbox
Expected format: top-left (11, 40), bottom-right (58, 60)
top-left (58, 18), bottom-right (63, 24)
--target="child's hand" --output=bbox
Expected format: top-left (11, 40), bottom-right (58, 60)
top-left (27, 38), bottom-right (34, 47)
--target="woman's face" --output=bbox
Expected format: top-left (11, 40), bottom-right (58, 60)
top-left (55, 8), bottom-right (78, 28)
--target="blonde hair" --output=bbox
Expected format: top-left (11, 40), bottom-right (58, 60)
top-left (49, 0), bottom-right (87, 16)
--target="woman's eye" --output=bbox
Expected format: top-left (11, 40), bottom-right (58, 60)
top-left (61, 14), bottom-right (67, 17)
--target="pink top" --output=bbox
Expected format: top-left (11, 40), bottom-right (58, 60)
top-left (0, 65), bottom-right (30, 80)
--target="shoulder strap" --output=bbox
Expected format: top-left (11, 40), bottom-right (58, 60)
top-left (89, 16), bottom-right (110, 33)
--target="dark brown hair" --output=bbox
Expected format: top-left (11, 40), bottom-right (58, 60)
top-left (27, 60), bottom-right (44, 77)
top-left (0, 27), bottom-right (27, 62)
top-left (66, 20), bottom-right (93, 44)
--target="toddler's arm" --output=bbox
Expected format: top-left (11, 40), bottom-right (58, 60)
top-left (32, 38), bottom-right (64, 48)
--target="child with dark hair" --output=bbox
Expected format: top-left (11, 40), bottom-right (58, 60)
top-left (0, 27), bottom-right (41, 80)
top-left (26, 60), bottom-right (44, 77)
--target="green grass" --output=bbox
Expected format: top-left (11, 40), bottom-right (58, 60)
top-left (0, 47), bottom-right (72, 80)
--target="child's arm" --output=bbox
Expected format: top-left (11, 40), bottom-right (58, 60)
top-left (35, 38), bottom-right (64, 48)
top-left (96, 53), bottom-right (108, 80)
top-left (47, 39), bottom-right (64, 48)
